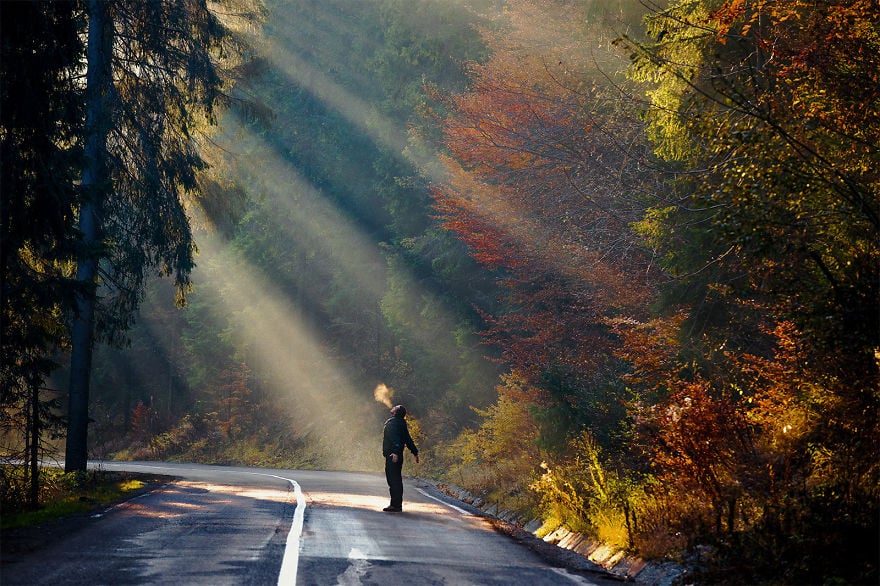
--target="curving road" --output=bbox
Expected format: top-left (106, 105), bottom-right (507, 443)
top-left (3, 462), bottom-right (614, 585)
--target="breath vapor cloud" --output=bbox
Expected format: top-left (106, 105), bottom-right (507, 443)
top-left (373, 383), bottom-right (394, 408)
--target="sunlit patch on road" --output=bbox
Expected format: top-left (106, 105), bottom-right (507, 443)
top-left (176, 481), bottom-right (293, 504)
top-left (304, 490), bottom-right (449, 515)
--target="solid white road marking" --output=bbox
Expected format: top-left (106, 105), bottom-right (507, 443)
top-left (93, 463), bottom-right (306, 584)
top-left (415, 487), bottom-right (470, 515)
top-left (246, 472), bottom-right (306, 586)
top-left (90, 488), bottom-right (158, 518)
top-left (417, 486), bottom-right (599, 585)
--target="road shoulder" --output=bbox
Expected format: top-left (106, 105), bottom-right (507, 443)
top-left (0, 474), bottom-right (173, 562)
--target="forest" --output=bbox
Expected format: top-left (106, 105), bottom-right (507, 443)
top-left (2, 1), bottom-right (878, 583)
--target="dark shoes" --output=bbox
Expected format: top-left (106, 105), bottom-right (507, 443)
top-left (382, 506), bottom-right (402, 512)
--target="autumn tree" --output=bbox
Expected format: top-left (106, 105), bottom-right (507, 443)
top-left (610, 313), bottom-right (758, 536)
top-left (432, 0), bottom-right (662, 450)
top-left (624, 0), bottom-right (880, 479)
top-left (612, 0), bottom-right (879, 579)
top-left (442, 372), bottom-right (542, 513)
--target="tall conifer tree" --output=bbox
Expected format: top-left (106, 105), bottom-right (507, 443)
top-left (1, 0), bottom-right (83, 503)
top-left (65, 0), bottom-right (258, 471)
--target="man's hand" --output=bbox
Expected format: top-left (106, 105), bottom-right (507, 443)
top-left (390, 453), bottom-right (399, 463)
top-left (414, 454), bottom-right (420, 464)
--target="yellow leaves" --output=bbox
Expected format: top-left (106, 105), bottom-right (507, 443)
top-left (440, 372), bottom-right (544, 509)
top-left (633, 205), bottom-right (677, 243)
top-left (530, 431), bottom-right (638, 548)
top-left (457, 373), bottom-right (542, 465)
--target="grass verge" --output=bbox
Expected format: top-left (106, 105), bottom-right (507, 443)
top-left (1, 466), bottom-right (169, 530)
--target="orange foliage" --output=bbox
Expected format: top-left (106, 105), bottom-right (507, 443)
top-left (431, 1), bottom-right (661, 395)
top-left (612, 313), bottom-right (753, 516)
top-left (130, 400), bottom-right (157, 440)
top-left (614, 306), bottom-right (879, 542)
top-left (709, 0), bottom-right (880, 160)
top-left (609, 312), bottom-right (688, 394)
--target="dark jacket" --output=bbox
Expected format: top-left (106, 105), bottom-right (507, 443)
top-left (382, 414), bottom-right (418, 458)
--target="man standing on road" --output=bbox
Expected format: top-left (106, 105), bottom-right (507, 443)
top-left (382, 404), bottom-right (419, 512)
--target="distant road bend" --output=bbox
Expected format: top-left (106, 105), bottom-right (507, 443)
top-left (4, 461), bottom-right (615, 585)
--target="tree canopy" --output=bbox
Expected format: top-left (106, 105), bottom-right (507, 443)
top-left (3, 1), bottom-right (877, 581)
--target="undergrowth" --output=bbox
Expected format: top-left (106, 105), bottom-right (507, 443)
top-left (1, 466), bottom-right (153, 530)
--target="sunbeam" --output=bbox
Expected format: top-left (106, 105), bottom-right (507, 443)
top-left (218, 110), bottom-right (390, 306)
top-left (265, 10), bottom-right (410, 163)
top-left (192, 232), bottom-right (382, 471)
top-left (203, 108), bottom-right (472, 404)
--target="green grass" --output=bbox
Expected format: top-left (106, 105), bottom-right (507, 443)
top-left (1, 467), bottom-right (158, 530)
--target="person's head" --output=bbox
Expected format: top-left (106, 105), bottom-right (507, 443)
top-left (391, 404), bottom-right (407, 418)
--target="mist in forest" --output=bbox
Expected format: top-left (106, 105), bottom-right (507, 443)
top-left (84, 0), bottom-right (651, 471)
top-left (86, 0), bottom-right (490, 468)
top-left (10, 0), bottom-right (875, 581)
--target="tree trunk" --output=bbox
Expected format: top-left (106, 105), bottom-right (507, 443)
top-left (65, 0), bottom-right (112, 473)
top-left (28, 384), bottom-right (39, 508)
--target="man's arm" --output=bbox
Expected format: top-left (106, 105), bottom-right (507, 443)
top-left (404, 424), bottom-right (419, 463)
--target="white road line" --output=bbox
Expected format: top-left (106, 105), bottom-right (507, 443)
top-left (550, 567), bottom-right (600, 585)
top-left (90, 487), bottom-right (160, 518)
top-left (416, 487), bottom-right (597, 584)
top-left (93, 463), bottom-right (306, 584)
top-left (415, 487), bottom-right (471, 515)
top-left (246, 472), bottom-right (306, 586)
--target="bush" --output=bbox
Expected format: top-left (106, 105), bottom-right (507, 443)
top-left (531, 432), bottom-right (641, 550)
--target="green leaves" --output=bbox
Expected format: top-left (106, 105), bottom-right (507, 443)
top-left (616, 1), bottom-right (879, 578)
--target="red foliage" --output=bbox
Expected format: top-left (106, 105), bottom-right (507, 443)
top-left (430, 6), bottom-right (660, 394)
top-left (130, 400), bottom-right (156, 440)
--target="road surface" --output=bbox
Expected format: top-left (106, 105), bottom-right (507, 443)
top-left (2, 462), bottom-right (616, 585)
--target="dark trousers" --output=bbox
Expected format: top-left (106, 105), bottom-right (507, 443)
top-left (385, 455), bottom-right (404, 508)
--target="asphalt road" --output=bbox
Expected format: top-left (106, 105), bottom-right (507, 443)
top-left (3, 462), bottom-right (617, 585)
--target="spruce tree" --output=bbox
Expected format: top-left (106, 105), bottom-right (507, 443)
top-left (64, 0), bottom-right (258, 471)
top-left (0, 1), bottom-right (83, 502)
